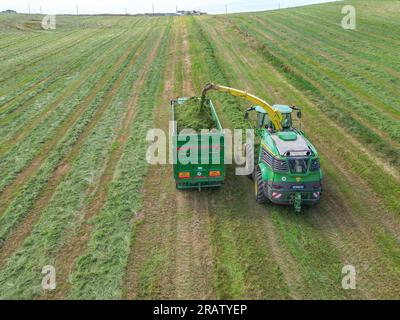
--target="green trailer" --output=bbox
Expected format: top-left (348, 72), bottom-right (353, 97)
top-left (171, 97), bottom-right (225, 190)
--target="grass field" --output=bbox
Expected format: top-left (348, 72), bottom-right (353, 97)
top-left (0, 0), bottom-right (399, 299)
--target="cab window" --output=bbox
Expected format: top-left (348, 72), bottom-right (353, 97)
top-left (257, 113), bottom-right (265, 128)
top-left (281, 113), bottom-right (292, 129)
top-left (257, 113), bottom-right (270, 128)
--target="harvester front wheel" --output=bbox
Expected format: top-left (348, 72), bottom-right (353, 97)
top-left (254, 166), bottom-right (269, 204)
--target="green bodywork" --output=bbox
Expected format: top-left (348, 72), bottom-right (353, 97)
top-left (171, 98), bottom-right (322, 211)
top-left (171, 98), bottom-right (225, 190)
top-left (254, 105), bottom-right (323, 212)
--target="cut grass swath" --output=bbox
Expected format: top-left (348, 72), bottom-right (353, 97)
top-left (68, 19), bottom-right (172, 300)
top-left (0, 21), bottom-right (163, 300)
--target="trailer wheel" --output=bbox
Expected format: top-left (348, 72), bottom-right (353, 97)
top-left (254, 166), bottom-right (269, 204)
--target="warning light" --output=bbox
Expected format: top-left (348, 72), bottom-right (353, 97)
top-left (179, 172), bottom-right (190, 179)
top-left (209, 170), bottom-right (221, 177)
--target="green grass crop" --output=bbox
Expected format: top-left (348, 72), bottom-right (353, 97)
top-left (0, 31), bottom-right (148, 245)
top-left (195, 5), bottom-right (399, 298)
top-left (0, 1), bottom-right (398, 300)
top-left (188, 17), bottom-right (248, 131)
top-left (0, 21), bottom-right (162, 299)
top-left (0, 30), bottom-right (130, 147)
top-left (191, 15), bottom-right (353, 299)
top-left (0, 22), bottom-right (154, 193)
top-left (227, 15), bottom-right (400, 166)
top-left (68, 19), bottom-right (172, 300)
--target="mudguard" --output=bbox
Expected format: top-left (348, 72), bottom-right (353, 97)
top-left (258, 162), bottom-right (272, 181)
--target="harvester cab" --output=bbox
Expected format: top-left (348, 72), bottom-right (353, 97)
top-left (246, 104), bottom-right (301, 132)
top-left (244, 104), bottom-right (322, 212)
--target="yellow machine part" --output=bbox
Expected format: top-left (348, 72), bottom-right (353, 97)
top-left (201, 83), bottom-right (284, 131)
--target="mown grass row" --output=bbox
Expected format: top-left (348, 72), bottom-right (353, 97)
top-left (0, 15), bottom-right (110, 56)
top-left (245, 14), bottom-right (400, 138)
top-left (0, 29), bottom-right (99, 89)
top-left (0, 29), bottom-right (130, 150)
top-left (0, 28), bottom-right (127, 124)
top-left (194, 15), bottom-right (361, 299)
top-left (0, 20), bottom-right (156, 238)
top-left (200, 17), bottom-right (356, 298)
top-left (0, 17), bottom-right (104, 72)
top-left (173, 19), bottom-right (184, 97)
top-left (279, 7), bottom-right (400, 74)
top-left (199, 13), bottom-right (399, 298)
top-left (0, 31), bottom-right (61, 61)
top-left (233, 14), bottom-right (400, 127)
top-left (67, 19), bottom-right (172, 300)
top-left (126, 20), bottom-right (195, 299)
top-left (202, 11), bottom-right (400, 213)
top-left (0, 16), bottom-right (144, 104)
top-left (0, 28), bottom-right (111, 108)
top-left (188, 16), bottom-right (306, 299)
top-left (188, 19), bottom-right (248, 132)
top-left (251, 13), bottom-right (400, 116)
top-left (299, 1), bottom-right (400, 57)
top-left (0, 33), bottom-right (99, 113)
top-left (0, 27), bottom-right (79, 66)
top-left (0, 19), bottom-right (42, 41)
top-left (0, 21), bottom-right (81, 60)
top-left (227, 16), bottom-right (400, 167)
top-left (0, 20), bottom-right (164, 299)
top-left (211, 15), bottom-right (399, 213)
top-left (0, 22), bottom-right (153, 194)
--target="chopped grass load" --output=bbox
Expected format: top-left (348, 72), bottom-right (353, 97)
top-left (175, 97), bottom-right (215, 131)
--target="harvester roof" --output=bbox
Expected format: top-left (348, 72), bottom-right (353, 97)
top-left (255, 104), bottom-right (293, 114)
top-left (271, 132), bottom-right (312, 157)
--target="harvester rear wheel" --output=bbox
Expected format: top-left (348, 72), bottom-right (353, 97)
top-left (254, 166), bottom-right (269, 204)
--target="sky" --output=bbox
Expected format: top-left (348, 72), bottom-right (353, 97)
top-left (0, 0), bottom-right (338, 15)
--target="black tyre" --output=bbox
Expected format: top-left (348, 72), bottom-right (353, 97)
top-left (254, 166), bottom-right (269, 204)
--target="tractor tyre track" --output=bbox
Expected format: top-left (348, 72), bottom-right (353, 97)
top-left (123, 23), bottom-right (180, 299)
top-left (124, 21), bottom-right (215, 299)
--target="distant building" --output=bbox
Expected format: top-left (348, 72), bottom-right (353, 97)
top-left (177, 10), bottom-right (206, 16)
top-left (1, 9), bottom-right (17, 14)
top-left (141, 12), bottom-right (180, 17)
